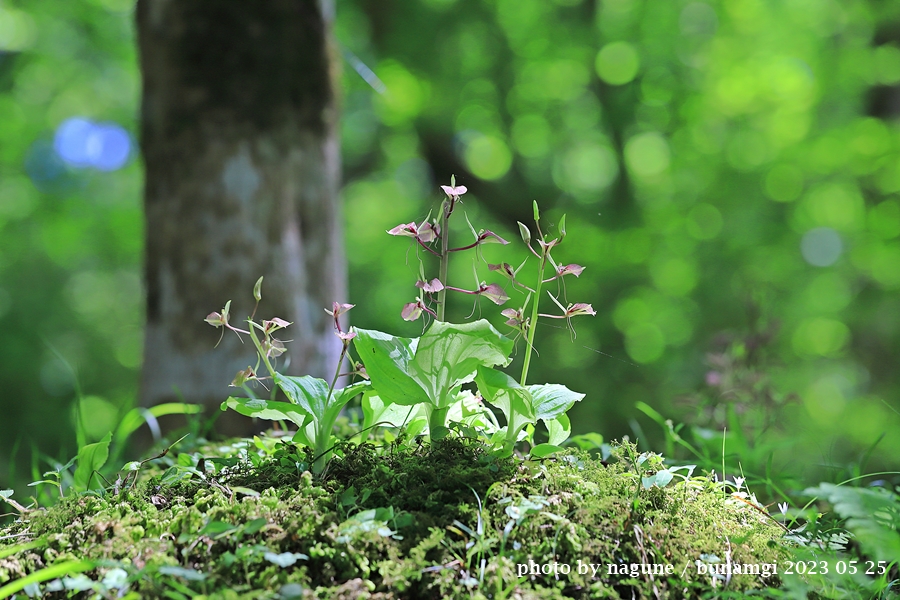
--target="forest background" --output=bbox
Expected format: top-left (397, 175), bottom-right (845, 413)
top-left (1, 0), bottom-right (899, 498)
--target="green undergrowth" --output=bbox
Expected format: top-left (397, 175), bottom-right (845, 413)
top-left (0, 436), bottom-right (789, 599)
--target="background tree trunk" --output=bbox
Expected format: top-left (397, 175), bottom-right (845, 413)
top-left (136, 0), bottom-right (344, 435)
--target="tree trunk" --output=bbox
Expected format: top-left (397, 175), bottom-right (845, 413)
top-left (136, 0), bottom-right (344, 436)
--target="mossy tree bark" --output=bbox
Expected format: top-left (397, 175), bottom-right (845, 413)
top-left (136, 0), bottom-right (344, 435)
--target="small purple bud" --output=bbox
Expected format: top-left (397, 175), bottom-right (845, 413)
top-left (705, 371), bottom-right (722, 387)
top-left (517, 221), bottom-right (531, 246)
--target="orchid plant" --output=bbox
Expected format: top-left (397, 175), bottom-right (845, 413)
top-left (207, 177), bottom-right (596, 471)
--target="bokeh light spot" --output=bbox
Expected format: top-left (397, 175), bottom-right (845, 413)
top-left (686, 203), bottom-right (723, 239)
top-left (463, 134), bottom-right (513, 180)
top-left (615, 228), bottom-right (652, 263)
top-left (511, 114), bottom-right (551, 158)
top-left (792, 317), bottom-right (849, 357)
top-left (868, 200), bottom-right (900, 239)
top-left (765, 164), bottom-right (804, 202)
top-left (375, 62), bottom-right (428, 125)
top-left (54, 118), bottom-right (95, 167)
top-left (649, 257), bottom-right (698, 296)
top-left (869, 244), bottom-right (900, 288)
top-left (801, 227), bottom-right (843, 267)
top-left (803, 377), bottom-right (847, 425)
top-left (53, 117), bottom-right (131, 171)
top-left (0, 176), bottom-right (38, 220)
top-left (804, 273), bottom-right (852, 313)
top-left (800, 182), bottom-right (865, 231)
top-left (89, 124), bottom-right (131, 171)
top-left (0, 6), bottom-right (37, 51)
top-left (552, 141), bottom-right (618, 194)
top-left (595, 42), bottom-right (640, 85)
top-left (874, 44), bottom-right (900, 85)
top-left (624, 322), bottom-right (665, 363)
top-left (613, 297), bottom-right (650, 332)
top-left (679, 3), bottom-right (718, 37)
top-left (624, 132), bottom-right (670, 177)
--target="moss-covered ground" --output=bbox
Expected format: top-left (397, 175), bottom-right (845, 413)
top-left (0, 435), bottom-right (790, 599)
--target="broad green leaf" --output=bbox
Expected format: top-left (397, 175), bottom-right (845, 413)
top-left (356, 320), bottom-right (513, 414)
top-left (361, 392), bottom-right (424, 433)
top-left (528, 384), bottom-right (583, 445)
top-left (292, 421), bottom-right (315, 447)
top-left (642, 469), bottom-right (675, 489)
top-left (567, 432), bottom-right (605, 450)
top-left (73, 432), bottom-right (112, 491)
top-left (114, 402), bottom-right (202, 447)
top-left (546, 413), bottom-right (572, 446)
top-left (274, 374), bottom-right (369, 427)
top-left (475, 366), bottom-right (534, 445)
top-left (805, 483), bottom-right (900, 563)
top-left (530, 443), bottom-right (564, 458)
top-left (353, 328), bottom-right (427, 406)
top-left (221, 397), bottom-right (308, 428)
top-left (528, 384), bottom-right (584, 421)
top-left (412, 320), bottom-right (514, 409)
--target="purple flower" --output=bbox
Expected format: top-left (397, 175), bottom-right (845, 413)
top-left (387, 222), bottom-right (419, 237)
top-left (477, 283), bottom-right (509, 305)
top-left (564, 303), bottom-right (596, 317)
top-left (263, 317), bottom-right (292, 334)
top-left (416, 278), bottom-right (445, 294)
top-left (556, 264), bottom-right (584, 278)
top-left (501, 307), bottom-right (525, 329)
top-left (441, 184), bottom-right (468, 199)
top-left (478, 230), bottom-right (509, 245)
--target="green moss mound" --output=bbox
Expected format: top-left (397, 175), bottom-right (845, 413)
top-left (0, 437), bottom-right (788, 599)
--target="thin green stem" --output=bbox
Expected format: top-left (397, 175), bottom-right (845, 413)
top-left (520, 249), bottom-right (547, 386)
top-left (312, 343), bottom-right (350, 473)
top-left (437, 199), bottom-right (450, 322)
top-left (247, 322), bottom-right (277, 380)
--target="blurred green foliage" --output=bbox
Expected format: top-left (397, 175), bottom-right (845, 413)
top-left (1, 0), bottom-right (899, 494)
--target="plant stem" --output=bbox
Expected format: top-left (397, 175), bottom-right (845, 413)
top-left (520, 249), bottom-right (548, 386)
top-left (313, 343), bottom-right (350, 473)
top-left (248, 322), bottom-right (277, 380)
top-left (437, 199), bottom-right (450, 322)
top-left (427, 404), bottom-right (449, 438)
